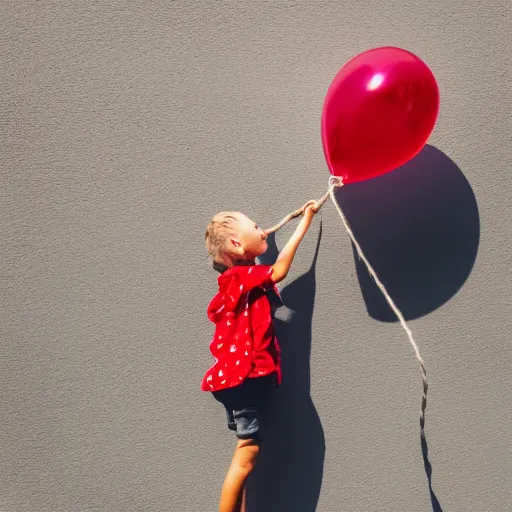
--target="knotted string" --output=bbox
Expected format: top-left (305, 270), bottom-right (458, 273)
top-left (263, 175), bottom-right (429, 439)
top-left (264, 176), bottom-right (344, 235)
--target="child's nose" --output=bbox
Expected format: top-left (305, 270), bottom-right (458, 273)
top-left (259, 229), bottom-right (267, 240)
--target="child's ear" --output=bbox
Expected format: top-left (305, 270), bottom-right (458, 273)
top-left (230, 238), bottom-right (244, 256)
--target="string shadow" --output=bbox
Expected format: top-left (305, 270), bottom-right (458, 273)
top-left (422, 430), bottom-right (443, 512)
top-left (246, 223), bottom-right (325, 512)
top-left (334, 144), bottom-right (480, 322)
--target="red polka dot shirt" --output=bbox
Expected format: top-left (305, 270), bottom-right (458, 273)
top-left (201, 264), bottom-right (282, 392)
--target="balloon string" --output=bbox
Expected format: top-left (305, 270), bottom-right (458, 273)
top-left (328, 183), bottom-right (428, 438)
top-left (263, 176), bottom-right (343, 236)
top-left (264, 175), bottom-right (428, 438)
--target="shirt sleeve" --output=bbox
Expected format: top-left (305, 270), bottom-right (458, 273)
top-left (214, 265), bottom-right (275, 315)
top-left (237, 265), bottom-right (274, 291)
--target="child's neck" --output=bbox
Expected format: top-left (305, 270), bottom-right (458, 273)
top-left (233, 258), bottom-right (256, 267)
top-left (213, 258), bottom-right (256, 274)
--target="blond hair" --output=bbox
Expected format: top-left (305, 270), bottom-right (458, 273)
top-left (205, 212), bottom-right (240, 272)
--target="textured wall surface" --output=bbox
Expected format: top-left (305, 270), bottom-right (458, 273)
top-left (2, 1), bottom-right (511, 511)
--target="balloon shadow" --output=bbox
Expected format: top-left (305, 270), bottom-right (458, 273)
top-left (333, 144), bottom-right (480, 322)
top-left (246, 225), bottom-right (325, 512)
top-left (333, 144), bottom-right (479, 511)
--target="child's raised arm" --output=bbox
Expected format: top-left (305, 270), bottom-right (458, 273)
top-left (271, 201), bottom-right (317, 283)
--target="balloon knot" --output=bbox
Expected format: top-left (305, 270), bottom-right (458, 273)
top-left (329, 176), bottom-right (344, 187)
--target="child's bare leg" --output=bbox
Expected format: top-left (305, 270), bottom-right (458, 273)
top-left (219, 438), bottom-right (260, 512)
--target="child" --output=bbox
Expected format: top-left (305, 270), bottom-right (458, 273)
top-left (202, 201), bottom-right (318, 512)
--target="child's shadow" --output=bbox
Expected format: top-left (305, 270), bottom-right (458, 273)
top-left (246, 224), bottom-right (325, 512)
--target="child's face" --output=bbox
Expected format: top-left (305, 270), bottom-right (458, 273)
top-left (234, 213), bottom-right (268, 260)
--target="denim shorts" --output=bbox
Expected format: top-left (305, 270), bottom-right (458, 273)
top-left (212, 373), bottom-right (276, 441)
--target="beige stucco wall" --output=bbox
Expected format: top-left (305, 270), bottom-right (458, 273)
top-left (2, 1), bottom-right (511, 511)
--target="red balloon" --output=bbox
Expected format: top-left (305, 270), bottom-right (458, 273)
top-left (321, 47), bottom-right (440, 184)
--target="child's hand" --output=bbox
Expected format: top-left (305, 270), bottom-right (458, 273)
top-left (299, 201), bottom-right (318, 234)
top-left (302, 200), bottom-right (318, 220)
